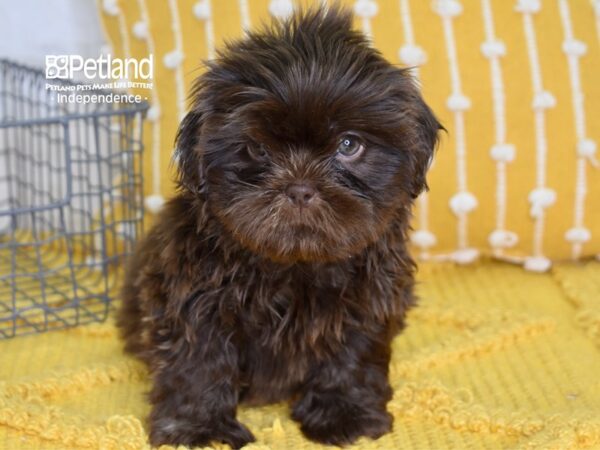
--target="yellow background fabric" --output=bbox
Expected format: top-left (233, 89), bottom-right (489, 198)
top-left (2, 260), bottom-right (600, 449)
top-left (97, 0), bottom-right (600, 267)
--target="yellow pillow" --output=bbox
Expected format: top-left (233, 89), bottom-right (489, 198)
top-left (98, 0), bottom-right (600, 270)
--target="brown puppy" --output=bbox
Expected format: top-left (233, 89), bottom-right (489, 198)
top-left (118, 6), bottom-right (441, 449)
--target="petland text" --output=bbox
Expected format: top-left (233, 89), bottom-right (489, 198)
top-left (46, 54), bottom-right (153, 81)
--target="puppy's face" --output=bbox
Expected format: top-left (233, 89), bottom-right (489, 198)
top-left (176, 8), bottom-right (440, 263)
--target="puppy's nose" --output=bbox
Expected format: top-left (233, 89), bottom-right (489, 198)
top-left (286, 183), bottom-right (316, 207)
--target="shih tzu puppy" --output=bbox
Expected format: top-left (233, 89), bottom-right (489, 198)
top-left (118, 5), bottom-right (440, 449)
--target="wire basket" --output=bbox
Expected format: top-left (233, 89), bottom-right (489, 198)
top-left (0, 59), bottom-right (147, 338)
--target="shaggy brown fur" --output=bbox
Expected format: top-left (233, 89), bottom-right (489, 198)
top-left (118, 6), bottom-right (441, 449)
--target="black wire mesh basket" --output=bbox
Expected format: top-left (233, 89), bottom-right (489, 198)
top-left (0, 59), bottom-right (147, 338)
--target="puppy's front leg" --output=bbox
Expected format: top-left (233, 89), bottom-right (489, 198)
top-left (147, 324), bottom-right (254, 449)
top-left (292, 332), bottom-right (393, 445)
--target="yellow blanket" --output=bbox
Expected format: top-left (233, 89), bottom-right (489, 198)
top-left (2, 260), bottom-right (600, 449)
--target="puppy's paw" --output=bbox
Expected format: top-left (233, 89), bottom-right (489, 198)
top-left (149, 416), bottom-right (255, 449)
top-left (292, 392), bottom-right (392, 446)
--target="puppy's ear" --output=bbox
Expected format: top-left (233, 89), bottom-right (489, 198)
top-left (404, 84), bottom-right (442, 199)
top-left (174, 109), bottom-right (205, 194)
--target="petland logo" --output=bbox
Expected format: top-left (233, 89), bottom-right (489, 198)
top-left (45, 54), bottom-right (153, 105)
top-left (46, 54), bottom-right (153, 81)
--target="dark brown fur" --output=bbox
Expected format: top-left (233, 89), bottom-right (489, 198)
top-left (118, 6), bottom-right (440, 448)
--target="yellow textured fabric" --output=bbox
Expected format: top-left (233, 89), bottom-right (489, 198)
top-left (1, 260), bottom-right (600, 449)
top-left (97, 0), bottom-right (600, 266)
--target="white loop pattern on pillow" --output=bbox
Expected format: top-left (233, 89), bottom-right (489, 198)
top-left (193, 1), bottom-right (212, 20)
top-left (562, 39), bottom-right (587, 57)
top-left (490, 144), bottom-right (516, 162)
top-left (528, 187), bottom-right (556, 218)
top-left (433, 0), bottom-right (463, 17)
top-left (102, 0), bottom-right (119, 16)
top-left (163, 50), bottom-right (184, 69)
top-left (353, 0), bottom-right (379, 18)
top-left (446, 93), bottom-right (471, 111)
top-left (269, 0), bottom-right (294, 19)
top-left (480, 40), bottom-right (506, 58)
top-left (488, 230), bottom-right (519, 248)
top-left (578, 139), bottom-right (597, 157)
top-left (452, 248), bottom-right (479, 264)
top-left (84, 255), bottom-right (103, 270)
top-left (117, 222), bottom-right (136, 240)
top-left (121, 152), bottom-right (131, 168)
top-left (524, 256), bottom-right (551, 272)
top-left (515, 0), bottom-right (541, 14)
top-left (145, 195), bottom-right (166, 214)
top-left (398, 44), bottom-right (427, 66)
top-left (411, 230), bottom-right (437, 248)
top-left (531, 91), bottom-right (556, 110)
top-left (132, 21), bottom-right (148, 40)
top-left (146, 105), bottom-right (161, 122)
top-left (450, 191), bottom-right (478, 215)
top-left (565, 227), bottom-right (591, 244)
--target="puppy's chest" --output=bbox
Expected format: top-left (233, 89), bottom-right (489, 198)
top-left (238, 266), bottom-right (364, 352)
top-left (236, 270), bottom-right (353, 402)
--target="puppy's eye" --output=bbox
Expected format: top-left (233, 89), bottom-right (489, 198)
top-left (247, 144), bottom-right (268, 161)
top-left (336, 135), bottom-right (365, 161)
